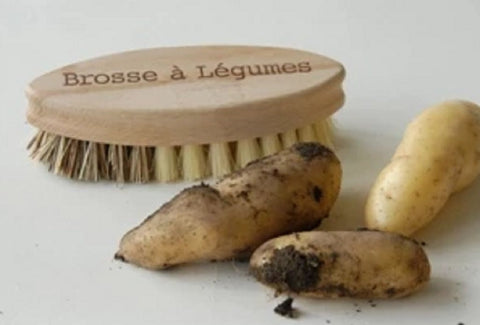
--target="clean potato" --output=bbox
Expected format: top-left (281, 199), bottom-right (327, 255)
top-left (115, 143), bottom-right (342, 269)
top-left (250, 230), bottom-right (430, 298)
top-left (366, 100), bottom-right (480, 235)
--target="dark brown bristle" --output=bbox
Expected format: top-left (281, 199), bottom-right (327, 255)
top-left (28, 130), bottom-right (155, 183)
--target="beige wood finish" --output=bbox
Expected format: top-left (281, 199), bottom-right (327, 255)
top-left (26, 46), bottom-right (345, 146)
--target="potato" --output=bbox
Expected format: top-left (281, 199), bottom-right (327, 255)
top-left (250, 230), bottom-right (430, 298)
top-left (115, 143), bottom-right (342, 269)
top-left (366, 100), bottom-right (480, 235)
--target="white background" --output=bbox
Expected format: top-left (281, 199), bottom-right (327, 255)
top-left (1, 1), bottom-right (480, 324)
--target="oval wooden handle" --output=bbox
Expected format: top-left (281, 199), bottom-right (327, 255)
top-left (26, 45), bottom-right (345, 146)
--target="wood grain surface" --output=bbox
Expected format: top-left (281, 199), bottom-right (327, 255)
top-left (26, 46), bottom-right (345, 146)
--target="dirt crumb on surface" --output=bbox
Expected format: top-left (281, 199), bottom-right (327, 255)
top-left (274, 297), bottom-right (297, 318)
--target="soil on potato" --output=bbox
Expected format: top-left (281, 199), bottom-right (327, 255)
top-left (253, 245), bottom-right (322, 293)
top-left (294, 142), bottom-right (332, 161)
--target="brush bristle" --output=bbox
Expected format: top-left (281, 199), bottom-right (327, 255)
top-left (280, 129), bottom-right (298, 148)
top-left (181, 144), bottom-right (209, 181)
top-left (260, 134), bottom-right (282, 156)
top-left (154, 146), bottom-right (179, 182)
top-left (209, 142), bottom-right (234, 178)
top-left (236, 138), bottom-right (262, 168)
top-left (314, 119), bottom-right (335, 149)
top-left (129, 146), bottom-right (152, 183)
top-left (28, 118), bottom-right (335, 182)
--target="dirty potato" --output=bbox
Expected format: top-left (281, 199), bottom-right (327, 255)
top-left (366, 100), bottom-right (480, 235)
top-left (250, 230), bottom-right (430, 299)
top-left (115, 143), bottom-right (342, 269)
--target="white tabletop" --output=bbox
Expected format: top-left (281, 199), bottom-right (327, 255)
top-left (1, 1), bottom-right (479, 324)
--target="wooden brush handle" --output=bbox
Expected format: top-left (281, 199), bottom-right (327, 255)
top-left (26, 46), bottom-right (345, 146)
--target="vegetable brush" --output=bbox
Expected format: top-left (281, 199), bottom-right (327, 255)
top-left (26, 45), bottom-right (345, 182)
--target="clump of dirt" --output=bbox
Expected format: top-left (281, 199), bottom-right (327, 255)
top-left (274, 297), bottom-right (297, 318)
top-left (294, 142), bottom-right (332, 161)
top-left (254, 245), bottom-right (322, 292)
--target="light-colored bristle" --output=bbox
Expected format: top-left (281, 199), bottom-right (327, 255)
top-left (57, 138), bottom-right (72, 176)
top-left (236, 138), bottom-right (262, 168)
top-left (260, 134), bottom-right (282, 156)
top-left (33, 133), bottom-right (56, 162)
top-left (27, 130), bottom-right (45, 155)
top-left (298, 124), bottom-right (318, 142)
top-left (314, 119), bottom-right (334, 149)
top-left (66, 139), bottom-right (79, 178)
top-left (181, 144), bottom-right (209, 181)
top-left (91, 143), bottom-right (99, 181)
top-left (129, 147), bottom-right (140, 182)
top-left (154, 146), bottom-right (179, 182)
top-left (46, 136), bottom-right (61, 170)
top-left (129, 146), bottom-right (151, 183)
top-left (39, 131), bottom-right (50, 149)
top-left (280, 129), bottom-right (298, 148)
top-left (108, 145), bottom-right (126, 183)
top-left (209, 142), bottom-right (233, 178)
top-left (79, 142), bottom-right (94, 181)
top-left (53, 137), bottom-right (66, 174)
